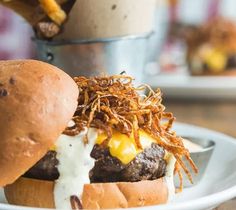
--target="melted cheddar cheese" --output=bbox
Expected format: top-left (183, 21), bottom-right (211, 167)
top-left (96, 130), bottom-right (156, 164)
top-left (54, 130), bottom-right (157, 164)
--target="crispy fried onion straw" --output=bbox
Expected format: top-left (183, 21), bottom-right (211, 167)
top-left (63, 75), bottom-right (198, 190)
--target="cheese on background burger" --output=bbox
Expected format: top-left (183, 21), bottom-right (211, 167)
top-left (0, 62), bottom-right (197, 209)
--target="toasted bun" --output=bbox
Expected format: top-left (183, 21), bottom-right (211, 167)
top-left (0, 60), bottom-right (78, 187)
top-left (4, 177), bottom-right (168, 209)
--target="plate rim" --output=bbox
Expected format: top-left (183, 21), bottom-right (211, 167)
top-left (145, 75), bottom-right (236, 99)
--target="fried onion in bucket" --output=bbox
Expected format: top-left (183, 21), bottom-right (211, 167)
top-left (63, 75), bottom-right (198, 190)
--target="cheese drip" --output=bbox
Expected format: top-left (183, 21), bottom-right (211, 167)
top-left (96, 130), bottom-right (156, 164)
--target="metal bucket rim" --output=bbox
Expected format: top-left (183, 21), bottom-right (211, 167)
top-left (32, 32), bottom-right (153, 46)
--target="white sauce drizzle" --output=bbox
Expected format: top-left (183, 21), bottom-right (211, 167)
top-left (54, 128), bottom-right (97, 210)
top-left (164, 153), bottom-right (176, 202)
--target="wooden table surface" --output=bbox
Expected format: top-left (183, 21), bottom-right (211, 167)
top-left (165, 99), bottom-right (236, 210)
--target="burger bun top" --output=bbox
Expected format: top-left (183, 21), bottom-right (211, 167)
top-left (0, 60), bottom-right (78, 187)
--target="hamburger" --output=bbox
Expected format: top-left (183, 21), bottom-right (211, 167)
top-left (186, 17), bottom-right (236, 76)
top-left (0, 61), bottom-right (197, 209)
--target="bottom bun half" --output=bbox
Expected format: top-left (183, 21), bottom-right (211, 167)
top-left (4, 177), bottom-right (169, 209)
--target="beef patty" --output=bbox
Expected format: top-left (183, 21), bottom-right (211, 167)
top-left (23, 143), bottom-right (167, 182)
top-left (90, 143), bottom-right (166, 182)
top-left (23, 151), bottom-right (59, 181)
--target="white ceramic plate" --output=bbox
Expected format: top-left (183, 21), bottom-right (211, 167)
top-left (145, 75), bottom-right (236, 99)
top-left (1, 122), bottom-right (236, 210)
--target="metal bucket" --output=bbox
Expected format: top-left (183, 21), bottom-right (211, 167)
top-left (34, 33), bottom-right (151, 83)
